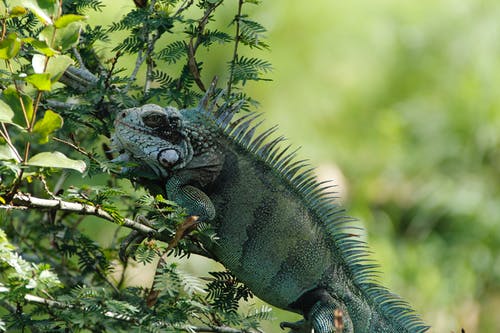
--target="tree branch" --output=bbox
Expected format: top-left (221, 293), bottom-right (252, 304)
top-left (0, 287), bottom-right (253, 332)
top-left (190, 326), bottom-right (251, 333)
top-left (6, 193), bottom-right (156, 236)
top-left (59, 66), bottom-right (99, 93)
top-left (3, 193), bottom-right (214, 260)
top-left (185, 0), bottom-right (224, 92)
top-left (227, 0), bottom-right (244, 95)
top-left (0, 286), bottom-right (132, 322)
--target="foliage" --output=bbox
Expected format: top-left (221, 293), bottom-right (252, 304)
top-left (0, 0), bottom-right (272, 332)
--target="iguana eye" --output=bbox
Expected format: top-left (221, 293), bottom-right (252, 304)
top-left (142, 113), bottom-right (168, 128)
top-left (158, 148), bottom-right (180, 168)
top-left (168, 116), bottom-right (181, 129)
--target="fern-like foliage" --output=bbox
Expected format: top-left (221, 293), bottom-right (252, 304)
top-left (200, 29), bottom-right (233, 47)
top-left (206, 271), bottom-right (253, 314)
top-left (230, 56), bottom-right (273, 85)
top-left (157, 40), bottom-right (187, 64)
top-left (238, 16), bottom-right (269, 49)
top-left (63, 0), bottom-right (104, 14)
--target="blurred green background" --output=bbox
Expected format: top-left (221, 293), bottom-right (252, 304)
top-left (89, 1), bottom-right (500, 332)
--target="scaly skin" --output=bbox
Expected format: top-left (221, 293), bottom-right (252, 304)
top-left (112, 102), bottom-right (429, 333)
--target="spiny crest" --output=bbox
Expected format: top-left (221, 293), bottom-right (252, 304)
top-left (208, 100), bottom-right (429, 332)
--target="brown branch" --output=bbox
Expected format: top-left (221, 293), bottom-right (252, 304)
top-left (185, 0), bottom-right (224, 92)
top-left (227, 0), bottom-right (244, 96)
top-left (7, 193), bottom-right (157, 236)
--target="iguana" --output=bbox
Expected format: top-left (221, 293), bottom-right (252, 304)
top-left (111, 93), bottom-right (429, 333)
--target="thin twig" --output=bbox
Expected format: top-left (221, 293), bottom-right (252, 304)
top-left (144, 31), bottom-right (158, 94)
top-left (189, 327), bottom-right (249, 333)
top-left (227, 0), bottom-right (244, 96)
top-left (0, 286), bottom-right (133, 322)
top-left (173, 0), bottom-right (194, 17)
top-left (0, 123), bottom-right (22, 162)
top-left (0, 287), bottom-right (253, 332)
top-left (52, 136), bottom-right (118, 175)
top-left (185, 0), bottom-right (224, 92)
top-left (126, 49), bottom-right (145, 92)
top-left (126, 0), bottom-right (162, 93)
top-left (38, 174), bottom-right (56, 198)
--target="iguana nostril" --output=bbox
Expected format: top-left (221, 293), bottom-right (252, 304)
top-left (158, 149), bottom-right (179, 168)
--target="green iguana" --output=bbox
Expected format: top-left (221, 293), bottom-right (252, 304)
top-left (111, 93), bottom-right (429, 333)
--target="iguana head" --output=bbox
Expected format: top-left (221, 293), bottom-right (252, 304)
top-left (112, 103), bottom-right (225, 185)
top-left (112, 104), bottom-right (194, 179)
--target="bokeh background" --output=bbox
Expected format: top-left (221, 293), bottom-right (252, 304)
top-left (88, 1), bottom-right (500, 332)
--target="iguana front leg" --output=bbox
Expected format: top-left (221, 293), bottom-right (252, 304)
top-left (165, 174), bottom-right (216, 222)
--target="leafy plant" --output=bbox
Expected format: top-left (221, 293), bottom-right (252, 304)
top-left (0, 0), bottom-right (272, 332)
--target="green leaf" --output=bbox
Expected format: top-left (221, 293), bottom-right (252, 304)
top-left (32, 54), bottom-right (74, 82)
top-left (0, 100), bottom-right (14, 123)
top-left (9, 6), bottom-right (28, 17)
top-left (25, 73), bottom-right (52, 91)
top-left (27, 151), bottom-right (86, 173)
top-left (41, 22), bottom-right (82, 51)
top-left (0, 33), bottom-right (21, 59)
top-left (23, 0), bottom-right (58, 25)
top-left (0, 144), bottom-right (20, 162)
top-left (54, 14), bottom-right (86, 28)
top-left (1, 87), bottom-right (34, 127)
top-left (32, 110), bottom-right (62, 143)
top-left (45, 54), bottom-right (74, 81)
top-left (24, 38), bottom-right (58, 56)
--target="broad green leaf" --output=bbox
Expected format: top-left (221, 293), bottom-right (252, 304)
top-left (0, 33), bottom-right (21, 59)
top-left (27, 151), bottom-right (86, 173)
top-left (24, 38), bottom-right (57, 56)
top-left (41, 22), bottom-right (82, 51)
top-left (25, 73), bottom-right (51, 91)
top-left (32, 110), bottom-right (62, 143)
top-left (54, 14), bottom-right (86, 28)
top-left (0, 100), bottom-right (14, 123)
top-left (45, 54), bottom-right (74, 82)
top-left (0, 144), bottom-right (20, 162)
top-left (9, 6), bottom-right (27, 17)
top-left (23, 0), bottom-right (58, 25)
top-left (1, 87), bottom-right (34, 127)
